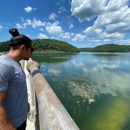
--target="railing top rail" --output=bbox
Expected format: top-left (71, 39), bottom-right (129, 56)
top-left (27, 61), bottom-right (79, 130)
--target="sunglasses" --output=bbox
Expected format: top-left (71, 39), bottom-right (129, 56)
top-left (26, 45), bottom-right (34, 53)
top-left (29, 46), bottom-right (34, 53)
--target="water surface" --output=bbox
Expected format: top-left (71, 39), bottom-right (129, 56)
top-left (32, 52), bottom-right (130, 130)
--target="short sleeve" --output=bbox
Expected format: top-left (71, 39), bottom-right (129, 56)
top-left (0, 63), bottom-right (11, 91)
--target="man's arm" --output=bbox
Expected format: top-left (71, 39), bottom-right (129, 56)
top-left (0, 91), bottom-right (16, 130)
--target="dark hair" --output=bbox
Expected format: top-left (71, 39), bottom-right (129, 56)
top-left (9, 28), bottom-right (32, 47)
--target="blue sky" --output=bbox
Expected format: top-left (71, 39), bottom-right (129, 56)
top-left (0, 0), bottom-right (130, 48)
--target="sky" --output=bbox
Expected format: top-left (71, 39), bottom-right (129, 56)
top-left (0, 0), bottom-right (130, 48)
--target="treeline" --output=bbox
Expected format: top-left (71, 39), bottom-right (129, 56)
top-left (1, 40), bottom-right (130, 53)
top-left (33, 39), bottom-right (79, 53)
top-left (79, 44), bottom-right (130, 52)
top-left (0, 41), bottom-right (10, 52)
top-left (0, 39), bottom-right (79, 53)
top-left (79, 47), bottom-right (92, 52)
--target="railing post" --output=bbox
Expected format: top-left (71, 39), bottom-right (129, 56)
top-left (27, 61), bottom-right (79, 130)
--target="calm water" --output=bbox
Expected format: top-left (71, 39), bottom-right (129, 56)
top-left (32, 52), bottom-right (130, 130)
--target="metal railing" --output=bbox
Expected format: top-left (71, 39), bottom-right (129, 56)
top-left (26, 60), bottom-right (79, 130)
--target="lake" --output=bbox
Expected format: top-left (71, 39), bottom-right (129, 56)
top-left (32, 52), bottom-right (130, 130)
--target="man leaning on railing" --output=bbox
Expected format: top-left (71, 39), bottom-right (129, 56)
top-left (0, 28), bottom-right (34, 130)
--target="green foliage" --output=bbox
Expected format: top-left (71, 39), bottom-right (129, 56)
top-left (32, 39), bottom-right (79, 53)
top-left (78, 47), bottom-right (92, 52)
top-left (1, 40), bottom-right (130, 53)
top-left (0, 39), bottom-right (79, 53)
top-left (79, 43), bottom-right (130, 52)
top-left (0, 41), bottom-right (10, 52)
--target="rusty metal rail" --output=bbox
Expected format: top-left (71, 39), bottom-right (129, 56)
top-left (27, 61), bottom-right (79, 130)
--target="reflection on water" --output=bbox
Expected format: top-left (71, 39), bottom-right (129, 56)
top-left (32, 53), bottom-right (77, 63)
top-left (32, 52), bottom-right (130, 130)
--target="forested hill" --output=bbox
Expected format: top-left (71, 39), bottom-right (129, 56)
top-left (32, 39), bottom-right (79, 53)
top-left (0, 39), bottom-right (79, 53)
top-left (79, 44), bottom-right (130, 52)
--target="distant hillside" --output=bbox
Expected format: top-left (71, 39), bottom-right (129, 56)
top-left (0, 39), bottom-right (79, 53)
top-left (32, 39), bottom-right (79, 53)
top-left (0, 41), bottom-right (10, 52)
top-left (79, 44), bottom-right (130, 52)
top-left (78, 47), bottom-right (92, 52)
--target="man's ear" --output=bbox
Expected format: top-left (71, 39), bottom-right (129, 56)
top-left (20, 45), bottom-right (26, 51)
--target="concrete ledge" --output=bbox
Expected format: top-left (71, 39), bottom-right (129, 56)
top-left (23, 60), bottom-right (36, 130)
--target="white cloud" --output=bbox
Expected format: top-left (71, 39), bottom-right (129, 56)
top-left (105, 22), bottom-right (130, 34)
top-left (104, 39), bottom-right (111, 42)
top-left (24, 6), bottom-right (36, 13)
top-left (71, 0), bottom-right (130, 44)
top-left (20, 17), bottom-right (24, 22)
top-left (26, 34), bottom-right (30, 37)
top-left (102, 32), bottom-right (124, 39)
top-left (39, 28), bottom-right (44, 31)
top-left (16, 18), bottom-right (46, 29)
top-left (37, 33), bottom-right (48, 39)
top-left (62, 32), bottom-right (71, 39)
top-left (72, 33), bottom-right (85, 41)
top-left (83, 27), bottom-right (103, 38)
top-left (0, 25), bottom-right (3, 30)
top-left (113, 39), bottom-right (130, 45)
top-left (71, 0), bottom-right (106, 22)
top-left (94, 3), bottom-right (130, 34)
top-left (49, 13), bottom-right (57, 20)
top-left (71, 33), bottom-right (74, 36)
top-left (45, 21), bottom-right (63, 36)
top-left (16, 23), bottom-right (26, 29)
top-left (71, 0), bottom-right (128, 22)
top-left (69, 23), bottom-right (74, 28)
top-left (58, 6), bottom-right (66, 14)
top-left (23, 18), bottom-right (46, 28)
top-left (105, 0), bottom-right (128, 12)
top-left (87, 39), bottom-right (101, 43)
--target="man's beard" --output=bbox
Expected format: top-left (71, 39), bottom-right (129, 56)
top-left (24, 58), bottom-right (29, 60)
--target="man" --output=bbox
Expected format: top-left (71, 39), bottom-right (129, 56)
top-left (0, 28), bottom-right (34, 130)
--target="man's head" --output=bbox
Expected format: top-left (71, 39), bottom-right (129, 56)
top-left (9, 28), bottom-right (34, 60)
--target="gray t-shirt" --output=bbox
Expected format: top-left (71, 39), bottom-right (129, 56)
top-left (0, 55), bottom-right (28, 128)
